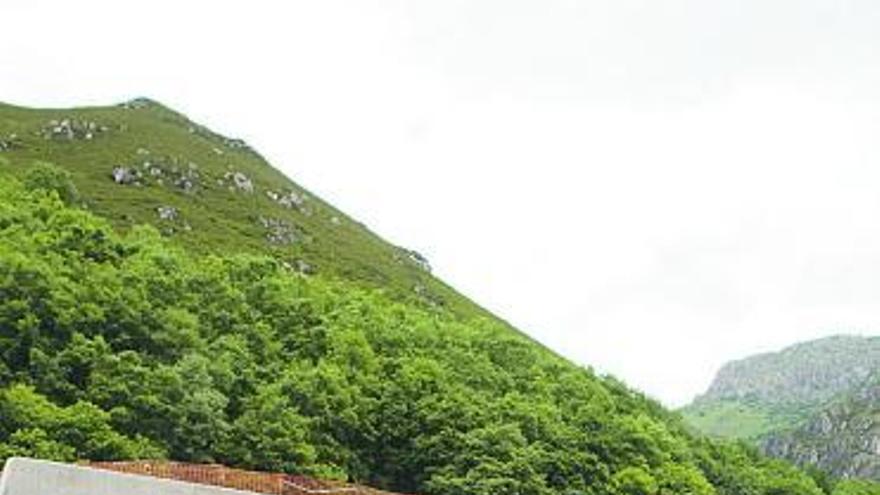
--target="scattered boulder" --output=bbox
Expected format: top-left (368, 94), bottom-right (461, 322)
top-left (281, 259), bottom-right (315, 275)
top-left (413, 282), bottom-right (444, 307)
top-left (155, 205), bottom-right (191, 235)
top-left (171, 162), bottom-right (201, 193)
top-left (330, 216), bottom-right (342, 226)
top-left (257, 216), bottom-right (299, 245)
top-left (174, 175), bottom-right (197, 193)
top-left (407, 250), bottom-right (432, 272)
top-left (224, 138), bottom-right (251, 151)
top-left (279, 191), bottom-right (305, 209)
top-left (0, 133), bottom-right (21, 152)
top-left (393, 249), bottom-right (432, 272)
top-left (111, 154), bottom-right (201, 193)
top-left (40, 118), bottom-right (108, 141)
top-left (295, 259), bottom-right (314, 275)
top-left (266, 189), bottom-right (307, 210)
top-left (119, 98), bottom-right (154, 110)
top-left (224, 171), bottom-right (254, 193)
top-left (156, 205), bottom-right (179, 221)
top-left (185, 121), bottom-right (255, 154)
top-left (111, 166), bottom-right (140, 185)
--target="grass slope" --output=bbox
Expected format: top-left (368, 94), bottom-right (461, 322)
top-left (0, 99), bottom-right (487, 320)
top-left (680, 400), bottom-right (806, 441)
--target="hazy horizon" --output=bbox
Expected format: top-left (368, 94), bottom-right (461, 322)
top-left (5, 0), bottom-right (880, 406)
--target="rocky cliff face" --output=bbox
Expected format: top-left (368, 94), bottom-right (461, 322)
top-left (683, 335), bottom-right (880, 480)
top-left (762, 378), bottom-right (880, 479)
top-left (697, 335), bottom-right (880, 407)
top-left (682, 335), bottom-right (880, 441)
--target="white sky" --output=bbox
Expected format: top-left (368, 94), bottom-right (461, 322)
top-left (4, 0), bottom-right (880, 406)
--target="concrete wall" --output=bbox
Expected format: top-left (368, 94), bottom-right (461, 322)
top-left (0, 457), bottom-right (262, 495)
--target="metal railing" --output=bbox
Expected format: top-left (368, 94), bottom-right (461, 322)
top-left (86, 461), bottom-right (401, 495)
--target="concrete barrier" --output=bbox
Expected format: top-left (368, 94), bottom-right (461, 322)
top-left (0, 457), bottom-right (262, 495)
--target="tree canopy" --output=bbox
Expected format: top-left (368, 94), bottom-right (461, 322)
top-left (0, 165), bottom-right (874, 495)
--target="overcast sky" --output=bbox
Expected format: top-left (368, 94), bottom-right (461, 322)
top-left (5, 0), bottom-right (880, 406)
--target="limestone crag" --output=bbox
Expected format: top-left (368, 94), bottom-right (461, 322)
top-left (695, 336), bottom-right (880, 408)
top-left (762, 378), bottom-right (880, 479)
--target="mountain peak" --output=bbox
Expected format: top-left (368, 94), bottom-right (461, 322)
top-left (0, 98), bottom-right (488, 319)
top-left (698, 334), bottom-right (880, 406)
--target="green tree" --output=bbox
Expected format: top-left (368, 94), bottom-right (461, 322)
top-left (833, 479), bottom-right (880, 495)
top-left (224, 384), bottom-right (315, 473)
top-left (613, 466), bottom-right (658, 495)
top-left (22, 162), bottom-right (79, 205)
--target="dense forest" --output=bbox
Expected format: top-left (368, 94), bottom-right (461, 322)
top-left (0, 164), bottom-right (878, 495)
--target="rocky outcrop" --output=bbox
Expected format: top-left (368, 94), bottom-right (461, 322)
top-left (111, 153), bottom-right (202, 193)
top-left (112, 166), bottom-right (140, 185)
top-left (281, 259), bottom-right (315, 275)
top-left (686, 335), bottom-right (880, 480)
top-left (186, 122), bottom-right (256, 154)
top-left (406, 250), bottom-right (431, 272)
top-left (156, 205), bottom-right (179, 221)
top-left (222, 171), bottom-right (253, 193)
top-left (119, 97), bottom-right (155, 110)
top-left (393, 249), bottom-right (432, 273)
top-left (257, 216), bottom-right (299, 245)
top-left (762, 378), bottom-right (880, 479)
top-left (154, 205), bottom-right (191, 235)
top-left (40, 118), bottom-right (109, 141)
top-left (695, 335), bottom-right (880, 408)
top-left (266, 189), bottom-right (307, 210)
top-left (0, 133), bottom-right (21, 152)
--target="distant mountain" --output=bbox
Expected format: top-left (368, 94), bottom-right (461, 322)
top-left (682, 335), bottom-right (880, 441)
top-left (683, 334), bottom-right (880, 483)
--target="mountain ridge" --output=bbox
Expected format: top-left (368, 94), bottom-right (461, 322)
top-left (695, 335), bottom-right (880, 406)
top-left (0, 97), bottom-right (508, 324)
top-left (682, 334), bottom-right (880, 441)
top-left (683, 334), bottom-right (880, 486)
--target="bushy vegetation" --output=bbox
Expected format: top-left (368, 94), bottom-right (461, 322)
top-left (1, 165), bottom-right (874, 494)
top-left (833, 479), bottom-right (880, 495)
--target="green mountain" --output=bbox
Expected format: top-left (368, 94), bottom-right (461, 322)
top-left (682, 335), bottom-right (880, 442)
top-left (683, 335), bottom-right (880, 486)
top-left (0, 98), bottom-right (484, 320)
top-left (0, 98), bottom-right (872, 495)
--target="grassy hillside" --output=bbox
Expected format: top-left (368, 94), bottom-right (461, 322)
top-left (681, 400), bottom-right (779, 440)
top-left (0, 99), bottom-right (484, 319)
